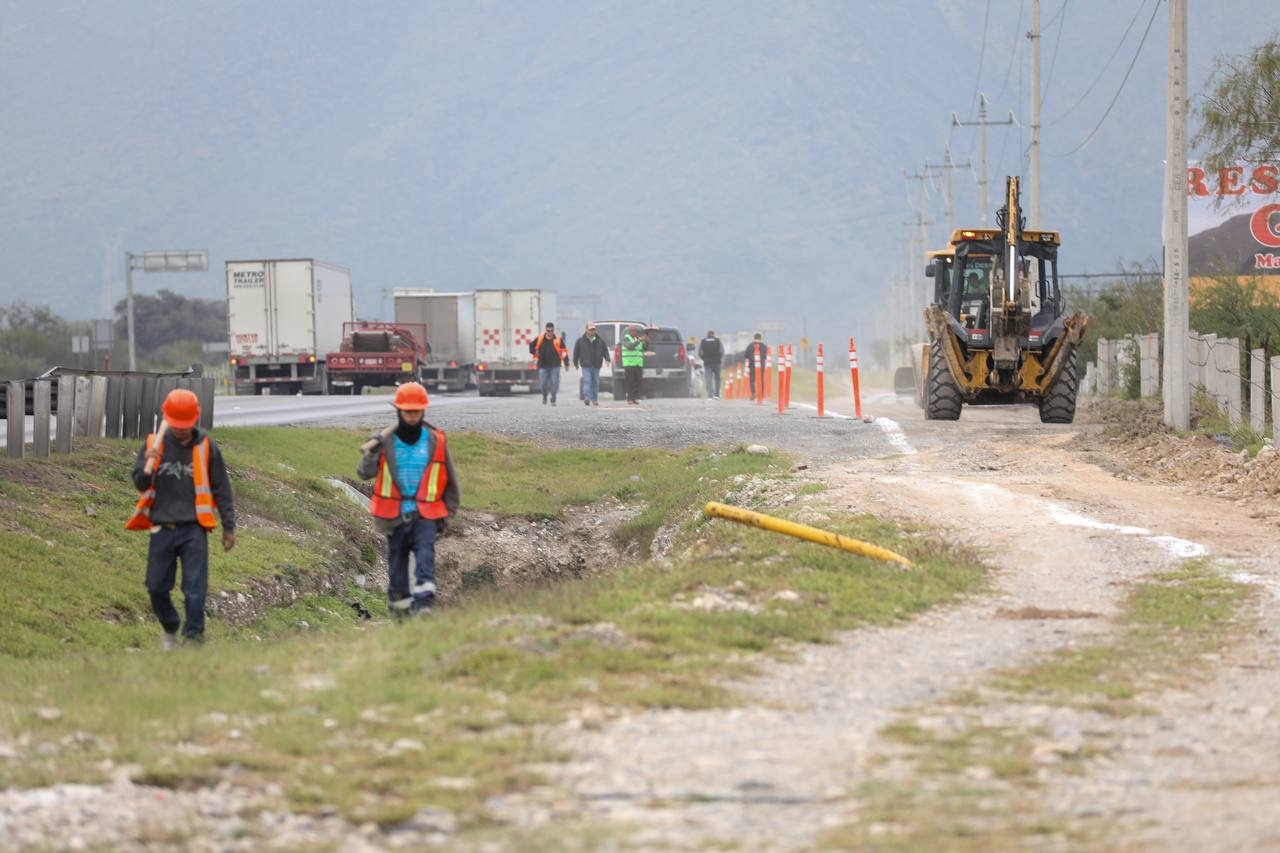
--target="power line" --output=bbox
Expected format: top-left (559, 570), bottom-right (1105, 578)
top-left (965, 0), bottom-right (994, 123)
top-left (990, 0), bottom-right (1025, 118)
top-left (1046, 0), bottom-right (1151, 128)
top-left (1048, 0), bottom-right (1161, 157)
top-left (1040, 0), bottom-right (1068, 104)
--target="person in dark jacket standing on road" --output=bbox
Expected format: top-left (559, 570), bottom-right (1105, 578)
top-left (744, 332), bottom-right (767, 399)
top-left (126, 388), bottom-right (236, 650)
top-left (357, 382), bottom-right (460, 619)
top-left (530, 321), bottom-right (568, 405)
top-left (572, 322), bottom-right (611, 406)
top-left (697, 330), bottom-right (724, 399)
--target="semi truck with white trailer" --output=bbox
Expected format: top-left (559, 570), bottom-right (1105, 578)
top-left (225, 259), bottom-right (354, 396)
top-left (393, 289), bottom-right (477, 393)
top-left (474, 288), bottom-right (557, 396)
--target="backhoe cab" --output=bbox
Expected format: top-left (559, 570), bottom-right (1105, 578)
top-left (917, 176), bottom-right (1090, 423)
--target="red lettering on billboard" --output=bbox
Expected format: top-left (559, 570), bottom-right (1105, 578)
top-left (1188, 163), bottom-right (1280, 197)
top-left (1219, 165), bottom-right (1247, 196)
top-left (1251, 164), bottom-right (1279, 195)
top-left (1250, 204), bottom-right (1280, 249)
top-left (1187, 166), bottom-right (1210, 197)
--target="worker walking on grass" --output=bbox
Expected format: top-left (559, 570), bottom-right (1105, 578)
top-left (572, 322), bottom-right (610, 406)
top-left (621, 324), bottom-right (647, 405)
top-left (126, 388), bottom-right (236, 650)
top-left (357, 382), bottom-right (459, 619)
top-left (529, 321), bottom-right (569, 405)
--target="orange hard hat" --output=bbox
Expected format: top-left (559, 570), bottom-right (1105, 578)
top-left (393, 381), bottom-right (429, 410)
top-left (162, 388), bottom-right (200, 429)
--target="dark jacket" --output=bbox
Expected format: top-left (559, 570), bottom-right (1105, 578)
top-left (132, 427), bottom-right (236, 531)
top-left (697, 335), bottom-right (723, 367)
top-left (530, 332), bottom-right (568, 369)
top-left (572, 333), bottom-right (611, 369)
top-left (744, 340), bottom-right (767, 375)
top-left (357, 421), bottom-right (461, 536)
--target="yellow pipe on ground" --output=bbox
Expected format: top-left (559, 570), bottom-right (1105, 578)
top-left (704, 501), bottom-right (914, 569)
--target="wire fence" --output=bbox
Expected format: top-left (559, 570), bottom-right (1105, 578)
top-left (1086, 331), bottom-right (1278, 437)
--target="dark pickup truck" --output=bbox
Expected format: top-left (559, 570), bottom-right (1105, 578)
top-left (613, 326), bottom-right (694, 398)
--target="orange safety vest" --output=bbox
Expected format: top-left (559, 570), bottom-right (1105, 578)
top-left (125, 434), bottom-right (218, 531)
top-left (369, 428), bottom-right (450, 521)
top-left (532, 333), bottom-right (567, 361)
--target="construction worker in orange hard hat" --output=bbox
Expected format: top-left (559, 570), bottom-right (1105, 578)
top-left (126, 387), bottom-right (236, 650)
top-left (357, 381), bottom-right (459, 619)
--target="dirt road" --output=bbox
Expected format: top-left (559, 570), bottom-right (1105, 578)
top-left (482, 390), bottom-right (1280, 850)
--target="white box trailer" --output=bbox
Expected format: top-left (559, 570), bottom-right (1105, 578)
top-left (393, 290), bottom-right (477, 392)
top-left (474, 289), bottom-right (557, 395)
top-left (226, 259), bottom-right (353, 395)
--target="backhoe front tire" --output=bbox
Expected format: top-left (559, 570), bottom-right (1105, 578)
top-left (1038, 349), bottom-right (1080, 424)
top-left (924, 340), bottom-right (962, 420)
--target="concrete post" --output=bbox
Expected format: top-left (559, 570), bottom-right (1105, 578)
top-left (54, 375), bottom-right (75, 454)
top-left (1187, 332), bottom-right (1206, 402)
top-left (1200, 333), bottom-right (1217, 405)
top-left (1224, 338), bottom-right (1242, 426)
top-left (73, 376), bottom-right (91, 437)
top-left (1161, 0), bottom-right (1189, 430)
top-left (1096, 338), bottom-right (1113, 395)
top-left (1139, 333), bottom-right (1160, 398)
top-left (1116, 337), bottom-right (1138, 396)
top-left (1250, 348), bottom-right (1266, 436)
top-left (87, 375), bottom-right (108, 438)
top-left (1084, 361), bottom-right (1097, 397)
top-left (33, 381), bottom-right (50, 458)
top-left (104, 376), bottom-right (124, 439)
top-left (5, 381), bottom-right (23, 458)
top-left (1272, 356), bottom-right (1279, 442)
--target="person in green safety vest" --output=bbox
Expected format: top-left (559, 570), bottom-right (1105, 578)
top-left (620, 324), bottom-right (648, 405)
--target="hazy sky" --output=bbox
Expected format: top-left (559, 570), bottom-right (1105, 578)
top-left (1, 1), bottom-right (1273, 353)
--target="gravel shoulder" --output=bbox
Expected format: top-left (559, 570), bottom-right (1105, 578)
top-left (488, 390), bottom-right (1280, 850)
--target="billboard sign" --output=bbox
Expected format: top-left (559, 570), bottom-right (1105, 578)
top-left (1187, 162), bottom-right (1280, 282)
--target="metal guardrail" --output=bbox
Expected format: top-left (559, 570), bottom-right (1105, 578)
top-left (1, 368), bottom-right (215, 459)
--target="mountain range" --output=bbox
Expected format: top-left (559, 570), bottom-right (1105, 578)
top-left (1, 1), bottom-right (1272, 357)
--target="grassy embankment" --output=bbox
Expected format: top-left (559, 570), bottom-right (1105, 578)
top-left (0, 427), bottom-right (986, 833)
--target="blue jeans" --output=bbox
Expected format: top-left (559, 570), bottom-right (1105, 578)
top-left (581, 367), bottom-right (601, 402)
top-left (539, 367), bottom-right (561, 401)
top-left (145, 523), bottom-right (209, 637)
top-left (704, 364), bottom-right (721, 397)
top-left (387, 514), bottom-right (438, 611)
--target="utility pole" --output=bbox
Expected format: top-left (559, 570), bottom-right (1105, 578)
top-left (952, 94), bottom-right (1016, 225)
top-left (1028, 0), bottom-right (1042, 228)
top-left (905, 170), bottom-right (936, 331)
top-left (1163, 0), bottom-right (1189, 430)
top-left (924, 146), bottom-right (972, 237)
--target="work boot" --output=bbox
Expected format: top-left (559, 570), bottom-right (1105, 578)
top-left (542, 394), bottom-right (548, 404)
top-left (160, 631), bottom-right (180, 652)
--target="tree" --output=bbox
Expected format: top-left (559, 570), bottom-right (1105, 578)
top-left (112, 289), bottom-right (227, 368)
top-left (1190, 276), bottom-right (1280, 355)
top-left (1066, 261), bottom-right (1164, 365)
top-left (1193, 36), bottom-right (1280, 172)
top-left (0, 303), bottom-right (77, 379)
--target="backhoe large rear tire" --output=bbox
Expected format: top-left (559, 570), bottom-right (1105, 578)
top-left (1038, 349), bottom-right (1080, 424)
top-left (924, 340), bottom-right (962, 420)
